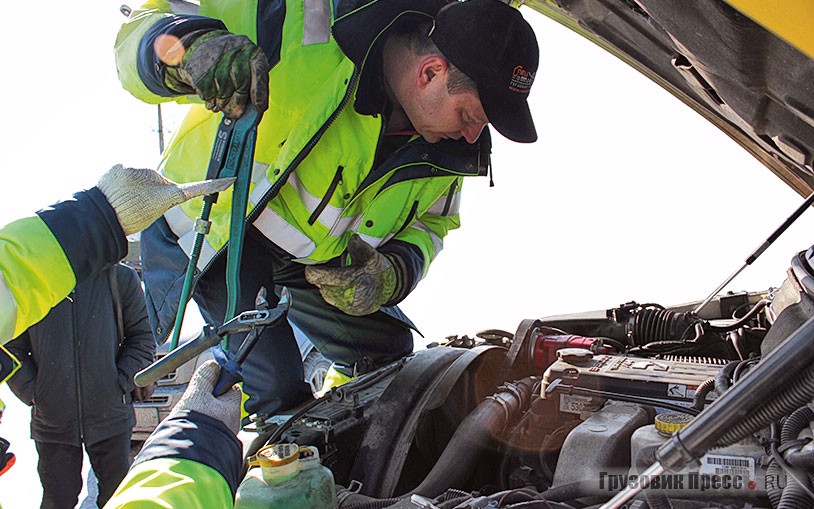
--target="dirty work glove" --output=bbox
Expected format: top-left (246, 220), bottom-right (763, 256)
top-left (170, 360), bottom-right (242, 434)
top-left (97, 165), bottom-right (235, 236)
top-left (305, 235), bottom-right (400, 316)
top-left (164, 29), bottom-right (270, 118)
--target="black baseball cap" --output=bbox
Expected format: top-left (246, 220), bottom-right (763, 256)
top-left (333, 0), bottom-right (538, 142)
top-left (431, 0), bottom-right (539, 143)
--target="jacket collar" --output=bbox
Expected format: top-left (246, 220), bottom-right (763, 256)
top-left (332, 0), bottom-right (447, 116)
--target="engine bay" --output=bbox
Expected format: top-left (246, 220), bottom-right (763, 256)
top-left (236, 245), bottom-right (814, 508)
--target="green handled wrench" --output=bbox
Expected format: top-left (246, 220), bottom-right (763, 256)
top-left (168, 106), bottom-right (263, 351)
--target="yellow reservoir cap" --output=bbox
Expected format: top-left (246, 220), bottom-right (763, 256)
top-left (256, 443), bottom-right (302, 485)
top-left (257, 443), bottom-right (300, 468)
top-left (655, 412), bottom-right (693, 436)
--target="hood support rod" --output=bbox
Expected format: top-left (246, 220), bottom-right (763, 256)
top-left (693, 190), bottom-right (814, 315)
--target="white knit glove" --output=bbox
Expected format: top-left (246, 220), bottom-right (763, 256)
top-left (97, 165), bottom-right (235, 235)
top-left (170, 360), bottom-right (242, 434)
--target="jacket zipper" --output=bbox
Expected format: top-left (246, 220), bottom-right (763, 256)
top-left (308, 165), bottom-right (344, 225)
top-left (71, 290), bottom-right (84, 441)
top-left (347, 135), bottom-right (481, 208)
top-left (441, 180), bottom-right (458, 216)
top-left (158, 69), bottom-right (361, 343)
top-left (391, 200), bottom-right (419, 239)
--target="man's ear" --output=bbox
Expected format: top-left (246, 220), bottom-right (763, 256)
top-left (417, 56), bottom-right (449, 89)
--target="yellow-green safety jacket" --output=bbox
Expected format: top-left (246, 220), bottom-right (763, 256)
top-left (0, 188), bottom-right (233, 507)
top-left (105, 410), bottom-right (242, 508)
top-left (0, 185), bottom-right (237, 508)
top-left (0, 188), bottom-right (127, 345)
top-left (108, 0), bottom-right (491, 505)
top-left (114, 0), bottom-right (490, 341)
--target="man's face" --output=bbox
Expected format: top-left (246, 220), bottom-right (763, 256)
top-left (403, 63), bottom-right (489, 144)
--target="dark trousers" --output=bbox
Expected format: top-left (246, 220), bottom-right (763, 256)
top-left (36, 431), bottom-right (132, 509)
top-left (194, 227), bottom-right (414, 417)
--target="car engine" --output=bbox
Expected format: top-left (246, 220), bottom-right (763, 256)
top-left (237, 245), bottom-right (814, 509)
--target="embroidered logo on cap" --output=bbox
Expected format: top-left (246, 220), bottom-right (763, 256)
top-left (509, 65), bottom-right (535, 93)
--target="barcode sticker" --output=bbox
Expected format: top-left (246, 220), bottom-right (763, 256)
top-left (699, 454), bottom-right (755, 480)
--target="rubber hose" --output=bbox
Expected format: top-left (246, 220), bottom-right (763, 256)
top-left (497, 412), bottom-right (529, 487)
top-left (341, 499), bottom-right (402, 509)
top-left (776, 406), bottom-right (814, 509)
top-left (434, 488), bottom-right (475, 508)
top-left (778, 478), bottom-right (813, 509)
top-left (781, 406), bottom-right (814, 445)
top-left (692, 378), bottom-right (716, 410)
top-left (336, 488), bottom-right (401, 509)
top-left (766, 461), bottom-right (784, 508)
top-left (437, 495), bottom-right (473, 508)
top-left (786, 449), bottom-right (814, 469)
top-left (715, 363), bottom-right (814, 446)
top-left (636, 446), bottom-right (673, 509)
top-left (409, 378), bottom-right (536, 499)
top-left (713, 361), bottom-right (738, 397)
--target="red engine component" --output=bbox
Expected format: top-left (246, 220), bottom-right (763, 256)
top-left (531, 334), bottom-right (616, 371)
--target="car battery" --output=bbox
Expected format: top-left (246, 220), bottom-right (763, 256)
top-left (541, 349), bottom-right (724, 415)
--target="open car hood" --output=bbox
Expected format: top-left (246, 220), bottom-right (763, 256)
top-left (522, 0), bottom-right (814, 197)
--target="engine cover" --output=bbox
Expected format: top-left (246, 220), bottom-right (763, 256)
top-left (542, 352), bottom-right (724, 413)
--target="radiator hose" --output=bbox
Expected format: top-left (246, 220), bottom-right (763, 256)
top-left (410, 377), bottom-right (537, 498)
top-left (337, 378), bottom-right (537, 508)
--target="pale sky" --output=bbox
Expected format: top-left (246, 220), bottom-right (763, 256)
top-left (2, 3), bottom-right (814, 343)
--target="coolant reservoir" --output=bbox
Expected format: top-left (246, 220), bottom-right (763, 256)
top-left (234, 443), bottom-right (337, 509)
top-left (630, 413), bottom-right (767, 498)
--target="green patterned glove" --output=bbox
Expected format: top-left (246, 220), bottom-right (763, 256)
top-left (165, 29), bottom-right (270, 119)
top-left (305, 235), bottom-right (400, 316)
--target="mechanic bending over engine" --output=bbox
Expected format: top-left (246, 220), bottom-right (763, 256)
top-left (115, 0), bottom-right (539, 420)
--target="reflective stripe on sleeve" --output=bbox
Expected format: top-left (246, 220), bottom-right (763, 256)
top-left (427, 188), bottom-right (461, 217)
top-left (327, 214), bottom-right (360, 237)
top-left (0, 274), bottom-right (17, 343)
top-left (411, 221), bottom-right (444, 261)
top-left (357, 232), bottom-right (385, 249)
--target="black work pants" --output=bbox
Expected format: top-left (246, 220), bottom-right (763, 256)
top-left (195, 227), bottom-right (414, 417)
top-left (36, 431), bottom-right (131, 509)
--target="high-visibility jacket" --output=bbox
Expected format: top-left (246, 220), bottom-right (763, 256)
top-left (0, 190), bottom-right (233, 508)
top-left (106, 1), bottom-right (490, 505)
top-left (0, 190), bottom-right (234, 506)
top-left (114, 0), bottom-right (490, 340)
top-left (104, 410), bottom-right (241, 509)
top-left (0, 188), bottom-right (127, 344)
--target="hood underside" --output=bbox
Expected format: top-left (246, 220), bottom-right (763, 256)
top-left (523, 0), bottom-right (814, 197)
